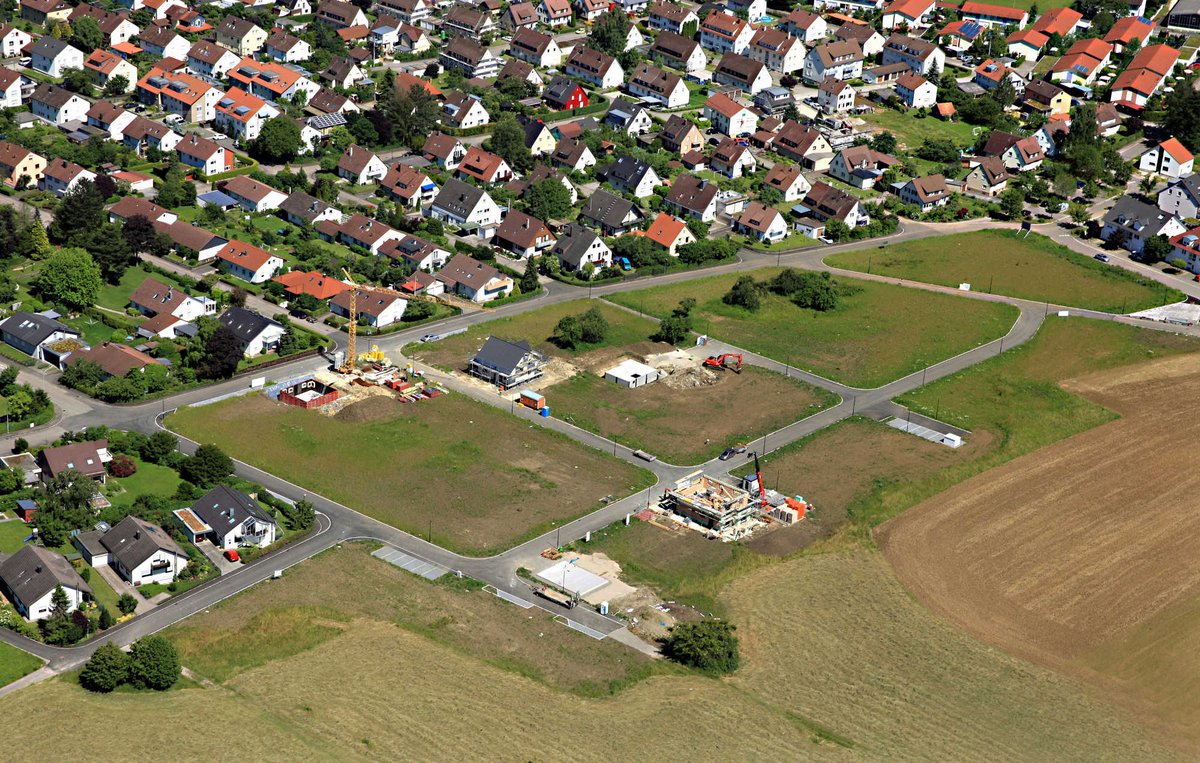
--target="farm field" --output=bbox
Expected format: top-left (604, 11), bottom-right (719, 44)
top-left (404, 299), bottom-right (660, 371)
top-left (878, 352), bottom-right (1200, 754)
top-left (167, 393), bottom-right (655, 555)
top-left (4, 545), bottom-right (1171, 760)
top-left (550, 365), bottom-right (837, 465)
top-left (607, 269), bottom-right (1018, 387)
top-left (826, 231), bottom-right (1179, 313)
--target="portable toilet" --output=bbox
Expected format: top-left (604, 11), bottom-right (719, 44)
top-left (519, 390), bottom-right (545, 410)
top-left (540, 406), bottom-right (551, 417)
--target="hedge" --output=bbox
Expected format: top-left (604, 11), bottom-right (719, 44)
top-left (0, 344), bottom-right (36, 367)
top-left (203, 153), bottom-right (260, 183)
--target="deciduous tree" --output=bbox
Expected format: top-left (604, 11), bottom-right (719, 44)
top-left (34, 247), bottom-right (102, 309)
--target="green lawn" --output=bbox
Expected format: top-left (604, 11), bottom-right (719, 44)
top-left (607, 269), bottom-right (1019, 388)
top-left (104, 460), bottom-right (181, 508)
top-left (826, 231), bottom-right (1180, 313)
top-left (1033, 56), bottom-right (1060, 77)
top-left (0, 520), bottom-right (35, 553)
top-left (64, 316), bottom-right (125, 347)
top-left (0, 641), bottom-right (41, 687)
top-left (95, 265), bottom-right (186, 313)
top-left (86, 565), bottom-right (121, 614)
top-left (861, 110), bottom-right (981, 150)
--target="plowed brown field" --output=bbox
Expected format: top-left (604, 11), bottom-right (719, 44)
top-left (877, 354), bottom-right (1200, 752)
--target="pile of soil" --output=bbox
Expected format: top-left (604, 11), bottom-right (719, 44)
top-left (660, 366), bottom-right (721, 390)
top-left (334, 396), bottom-right (400, 423)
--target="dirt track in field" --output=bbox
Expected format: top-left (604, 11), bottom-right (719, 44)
top-left (876, 354), bottom-right (1200, 750)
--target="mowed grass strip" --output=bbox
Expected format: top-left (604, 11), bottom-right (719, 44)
top-left (167, 394), bottom-right (655, 555)
top-left (550, 365), bottom-right (838, 465)
top-left (406, 299), bottom-right (660, 371)
top-left (608, 269), bottom-right (1018, 388)
top-left (0, 641), bottom-right (40, 687)
top-left (826, 231), bottom-right (1180, 313)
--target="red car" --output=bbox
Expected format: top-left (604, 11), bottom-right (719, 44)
top-left (224, 549), bottom-right (240, 562)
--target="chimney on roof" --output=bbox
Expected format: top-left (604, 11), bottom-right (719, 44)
top-left (35, 565), bottom-right (41, 574)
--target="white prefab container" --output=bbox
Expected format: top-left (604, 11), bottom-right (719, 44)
top-left (604, 359), bottom-right (662, 388)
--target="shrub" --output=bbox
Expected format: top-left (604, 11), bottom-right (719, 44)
top-left (128, 635), bottom-right (180, 691)
top-left (663, 620), bottom-right (740, 675)
top-left (79, 642), bottom-right (131, 693)
top-left (108, 455), bottom-right (137, 478)
top-left (117, 593), bottom-right (138, 615)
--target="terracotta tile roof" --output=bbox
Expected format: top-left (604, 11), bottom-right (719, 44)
top-left (272, 270), bottom-right (350, 300)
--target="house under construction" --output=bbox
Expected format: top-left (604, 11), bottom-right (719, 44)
top-left (664, 472), bottom-right (758, 532)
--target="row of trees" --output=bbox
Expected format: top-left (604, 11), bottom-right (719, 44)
top-left (80, 636), bottom-right (181, 693)
top-left (723, 270), bottom-right (842, 313)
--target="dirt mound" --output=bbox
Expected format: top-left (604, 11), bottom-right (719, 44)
top-left (334, 396), bottom-right (400, 423)
top-left (661, 366), bottom-right (721, 390)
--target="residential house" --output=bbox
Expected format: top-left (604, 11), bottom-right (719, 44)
top-left (941, 19), bottom-right (985, 54)
top-left (217, 307), bottom-right (286, 357)
top-left (336, 145), bottom-right (387, 185)
top-left (380, 233), bottom-right (450, 272)
top-left (1100, 197), bottom-right (1187, 254)
top-left (700, 10), bottom-right (753, 55)
top-left (120, 115), bottom-right (182, 155)
top-left (626, 62), bottom-right (689, 108)
top-left (496, 59), bottom-right (543, 93)
top-left (973, 59), bottom-right (1024, 97)
top-left (441, 91), bottom-right (490, 130)
top-left (603, 98), bottom-right (653, 135)
top-left (78, 516), bottom-right (187, 586)
top-left (1049, 38), bottom-right (1112, 86)
top-left (1105, 16), bottom-right (1154, 53)
top-left (279, 192), bottom-right (343, 227)
top-left (69, 4), bottom-right (138, 46)
top-left (0, 312), bottom-right (79, 365)
top-left (895, 72), bottom-right (936, 109)
top-left (86, 100), bottom-right (136, 139)
top-left (214, 88), bottom-right (279, 142)
top-left (494, 210), bottom-right (555, 258)
top-left (436, 254), bottom-right (514, 302)
top-left (507, 165), bottom-right (577, 206)
top-left (468, 336), bottom-right (546, 388)
top-left (176, 485), bottom-right (278, 549)
top-left (643, 212), bottom-right (695, 256)
top-left (187, 40), bottom-right (241, 79)
top-left (539, 0), bottom-right (573, 27)
top-left (329, 287), bottom-right (408, 326)
top-left (30, 84), bottom-right (89, 126)
top-left (502, 1), bottom-right (539, 31)
top-left (711, 139), bottom-right (756, 178)
top-left (137, 68), bottom-right (219, 122)
top-left (316, 0), bottom-right (369, 28)
top-left (599, 156), bottom-right (660, 198)
top-left (0, 24), bottom-right (31, 59)
top-left (38, 158), bottom-right (95, 196)
top-left (762, 163), bottom-right (811, 202)
top-left (576, 0), bottom-right (608, 21)
top-left (151, 220), bottom-right (228, 269)
top-left (735, 201), bottom-right (788, 243)
top-left (747, 28), bottom-right (805, 74)
top-left (0, 546), bottom-right (90, 620)
top-left (176, 133), bottom-right (230, 176)
top-left (221, 175), bottom-right (288, 213)
top-left (83, 49), bottom-right (137, 93)
top-left (881, 0), bottom-right (935, 29)
top-left (772, 121), bottom-right (834, 171)
top-left (316, 213), bottom-right (404, 253)
top-left (880, 33), bottom-right (944, 76)
top-left (579, 189), bottom-right (644, 234)
top-left (704, 92), bottom-right (758, 136)
top-left (510, 28), bottom-right (562, 68)
top-left (1023, 79), bottom-right (1069, 117)
top-left (378, 0), bottom-right (433, 26)
top-left (20, 0), bottom-right (71, 25)
top-left (817, 77), bottom-right (855, 114)
top-left (1111, 45), bottom-right (1179, 111)
top-left (1158, 174), bottom-right (1200, 219)
top-left (1005, 28), bottom-right (1048, 62)
top-left (660, 114), bottom-right (704, 155)
top-left (899, 173), bottom-right (950, 211)
top-left (778, 9), bottom-right (827, 44)
top-left (37, 440), bottom-right (111, 482)
top-left (381, 164), bottom-right (436, 208)
top-left (713, 52), bottom-right (772, 95)
top-left (983, 130), bottom-right (1043, 172)
top-left (215, 240), bottom-right (283, 284)
top-left (30, 37), bottom-right (83, 78)
top-left (439, 36), bottom-right (501, 79)
top-left (799, 181), bottom-right (870, 227)
top-left (137, 24), bottom-right (190, 61)
top-left (518, 117), bottom-right (556, 156)
top-left (834, 21), bottom-right (885, 57)
top-left (0, 69), bottom-right (21, 109)
top-left (551, 222), bottom-right (612, 274)
top-left (665, 173), bottom-right (719, 222)
top-left (964, 156), bottom-right (1009, 196)
top-left (543, 75), bottom-right (588, 111)
top-left (565, 46), bottom-right (623, 89)
top-left (648, 3), bottom-right (699, 34)
top-left (0, 141), bottom-right (46, 187)
top-left (550, 137), bottom-right (596, 172)
top-left (960, 1), bottom-right (1028, 28)
top-left (214, 15), bottom-right (267, 55)
top-left (129, 277), bottom-right (217, 336)
top-left (264, 30), bottom-right (312, 63)
top-left (444, 5), bottom-right (497, 37)
top-left (423, 132), bottom-right (468, 171)
top-left (829, 145), bottom-right (899, 189)
top-left (320, 56), bottom-right (367, 91)
top-left (650, 30), bottom-right (708, 74)
top-left (226, 58), bottom-right (320, 103)
top-left (1140, 138), bottom-right (1195, 179)
top-left (803, 40), bottom-right (864, 83)
top-left (457, 146), bottom-right (515, 185)
top-left (430, 178), bottom-right (502, 232)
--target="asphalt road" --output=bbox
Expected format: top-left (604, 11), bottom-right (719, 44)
top-left (5, 217), bottom-right (1200, 672)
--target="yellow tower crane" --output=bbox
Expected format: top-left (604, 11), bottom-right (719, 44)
top-left (340, 268), bottom-right (358, 374)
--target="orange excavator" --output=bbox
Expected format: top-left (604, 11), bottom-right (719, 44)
top-left (703, 353), bottom-right (743, 373)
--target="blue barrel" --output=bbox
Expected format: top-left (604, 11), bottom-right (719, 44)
top-left (540, 406), bottom-right (551, 417)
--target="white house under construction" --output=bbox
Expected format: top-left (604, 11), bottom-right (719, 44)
top-left (664, 472), bottom-right (758, 531)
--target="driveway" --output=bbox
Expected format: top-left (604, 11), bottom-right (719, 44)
top-left (93, 562), bottom-right (161, 611)
top-left (196, 538), bottom-right (242, 575)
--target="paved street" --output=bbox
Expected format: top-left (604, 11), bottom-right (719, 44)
top-left (4, 216), bottom-right (1200, 677)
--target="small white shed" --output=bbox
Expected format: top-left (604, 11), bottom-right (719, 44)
top-left (604, 359), bottom-right (662, 388)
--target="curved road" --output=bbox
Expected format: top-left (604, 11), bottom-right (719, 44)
top-left (2, 218), bottom-right (1198, 677)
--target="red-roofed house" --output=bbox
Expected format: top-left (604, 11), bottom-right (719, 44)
top-left (1139, 138), bottom-right (1195, 179)
top-left (215, 240), bottom-right (284, 283)
top-left (214, 87), bottom-right (279, 141)
top-left (272, 270), bottom-right (351, 301)
top-left (960, 1), bottom-right (1028, 27)
top-left (881, 0), bottom-right (934, 29)
top-left (643, 212), bottom-right (695, 256)
top-left (1105, 16), bottom-right (1153, 53)
top-left (84, 49), bottom-right (137, 93)
top-left (1049, 38), bottom-right (1112, 85)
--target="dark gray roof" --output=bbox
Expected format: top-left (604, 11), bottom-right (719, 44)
top-left (0, 311), bottom-right (77, 347)
top-left (1104, 197), bottom-right (1180, 237)
top-left (433, 177), bottom-right (487, 218)
top-left (551, 223), bottom-right (602, 269)
top-left (280, 191), bottom-right (337, 222)
top-left (31, 37), bottom-right (74, 59)
top-left (472, 336), bottom-right (538, 376)
top-left (72, 529), bottom-right (107, 559)
top-left (191, 485), bottom-right (276, 533)
top-left (1162, 174), bottom-right (1200, 203)
top-left (0, 545), bottom-right (91, 610)
top-left (599, 156), bottom-right (654, 189)
top-left (543, 75), bottom-right (581, 108)
top-left (100, 515), bottom-right (184, 572)
top-left (604, 98), bottom-right (648, 128)
top-left (218, 306), bottom-right (282, 344)
top-left (580, 189), bottom-right (640, 229)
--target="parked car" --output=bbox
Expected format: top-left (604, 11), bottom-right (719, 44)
top-left (719, 448), bottom-right (737, 460)
top-left (419, 333), bottom-right (439, 343)
top-left (224, 549), bottom-right (240, 562)
top-left (164, 114), bottom-right (183, 125)
top-left (1093, 253), bottom-right (1109, 262)
top-left (17, 57), bottom-right (29, 67)
top-left (617, 257), bottom-right (632, 271)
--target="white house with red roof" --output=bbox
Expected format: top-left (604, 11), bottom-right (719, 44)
top-left (215, 240), bottom-right (284, 283)
top-left (881, 0), bottom-right (934, 29)
top-left (221, 175), bottom-right (288, 212)
top-left (214, 87), bottom-right (279, 141)
top-left (1139, 138), bottom-right (1195, 180)
top-left (175, 133), bottom-right (230, 176)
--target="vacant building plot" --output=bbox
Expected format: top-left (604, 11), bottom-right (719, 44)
top-left (826, 231), bottom-right (1179, 313)
top-left (879, 353), bottom-right (1200, 753)
top-left (167, 394), bottom-right (654, 555)
top-left (406, 299), bottom-right (660, 371)
top-left (607, 270), bottom-right (1018, 388)
top-left (551, 365), bottom-right (837, 465)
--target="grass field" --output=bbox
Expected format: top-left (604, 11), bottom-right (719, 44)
top-left (3, 544), bottom-right (1171, 760)
top-left (0, 641), bottom-right (40, 687)
top-left (861, 108), bottom-right (981, 149)
top-left (826, 231), bottom-right (1180, 313)
top-left (607, 269), bottom-right (1018, 388)
top-left (167, 394), bottom-right (655, 555)
top-left (94, 265), bottom-right (188, 313)
top-left (550, 365), bottom-right (838, 464)
top-left (404, 299), bottom-right (660, 371)
top-left (0, 520), bottom-right (34, 553)
top-left (104, 460), bottom-right (180, 508)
